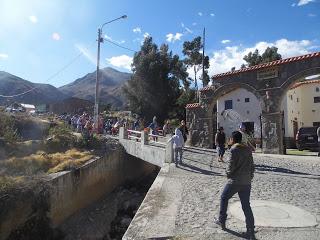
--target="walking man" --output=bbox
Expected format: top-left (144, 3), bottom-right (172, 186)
top-left (215, 127), bottom-right (226, 162)
top-left (214, 131), bottom-right (256, 239)
top-left (167, 128), bottom-right (184, 166)
top-left (179, 120), bottom-right (189, 143)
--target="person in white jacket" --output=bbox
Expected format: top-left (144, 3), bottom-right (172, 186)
top-left (168, 128), bottom-right (184, 166)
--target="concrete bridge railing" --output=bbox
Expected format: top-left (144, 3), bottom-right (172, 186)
top-left (118, 127), bottom-right (174, 167)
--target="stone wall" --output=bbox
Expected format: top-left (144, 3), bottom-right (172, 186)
top-left (186, 53), bottom-right (320, 154)
top-left (0, 143), bottom-right (158, 240)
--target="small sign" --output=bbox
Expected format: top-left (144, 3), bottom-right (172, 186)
top-left (257, 68), bottom-right (278, 80)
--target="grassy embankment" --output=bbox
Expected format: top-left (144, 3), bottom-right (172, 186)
top-left (0, 112), bottom-right (99, 192)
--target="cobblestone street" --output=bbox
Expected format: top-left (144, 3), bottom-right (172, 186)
top-left (124, 147), bottom-right (320, 240)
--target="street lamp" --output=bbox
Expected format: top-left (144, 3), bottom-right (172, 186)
top-left (94, 15), bottom-right (127, 131)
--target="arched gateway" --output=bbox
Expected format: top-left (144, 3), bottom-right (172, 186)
top-left (186, 51), bottom-right (320, 154)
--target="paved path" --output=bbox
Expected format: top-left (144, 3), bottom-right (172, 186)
top-left (124, 148), bottom-right (320, 240)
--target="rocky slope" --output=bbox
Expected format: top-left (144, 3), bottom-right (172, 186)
top-left (59, 67), bottom-right (131, 109)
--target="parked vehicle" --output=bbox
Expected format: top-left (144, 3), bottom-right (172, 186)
top-left (296, 127), bottom-right (318, 151)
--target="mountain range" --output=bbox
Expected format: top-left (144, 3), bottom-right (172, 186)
top-left (0, 67), bottom-right (131, 109)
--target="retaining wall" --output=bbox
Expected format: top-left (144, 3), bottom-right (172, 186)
top-left (0, 143), bottom-right (157, 240)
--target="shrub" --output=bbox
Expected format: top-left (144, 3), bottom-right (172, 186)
top-left (0, 149), bottom-right (93, 176)
top-left (0, 113), bottom-right (19, 142)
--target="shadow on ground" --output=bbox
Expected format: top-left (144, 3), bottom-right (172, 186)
top-left (255, 164), bottom-right (320, 177)
top-left (176, 162), bottom-right (223, 176)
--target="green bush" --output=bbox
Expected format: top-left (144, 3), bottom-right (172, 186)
top-left (0, 113), bottom-right (19, 143)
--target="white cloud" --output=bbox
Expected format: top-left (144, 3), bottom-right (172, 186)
top-left (133, 27), bottom-right (141, 33)
top-left (297, 0), bottom-right (314, 6)
top-left (166, 33), bottom-right (183, 43)
top-left (291, 3), bottom-right (296, 7)
top-left (75, 44), bottom-right (96, 65)
top-left (210, 13), bottom-right (215, 17)
top-left (198, 12), bottom-right (203, 16)
top-left (52, 32), bottom-right (61, 41)
top-left (29, 15), bottom-right (38, 23)
top-left (192, 22), bottom-right (197, 26)
top-left (208, 38), bottom-right (318, 76)
top-left (143, 32), bottom-right (150, 39)
top-left (0, 53), bottom-right (8, 59)
top-left (308, 13), bottom-right (317, 17)
top-left (181, 22), bottom-right (185, 28)
top-left (221, 39), bottom-right (231, 44)
top-left (106, 55), bottom-right (133, 71)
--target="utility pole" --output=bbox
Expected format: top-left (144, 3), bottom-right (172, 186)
top-left (94, 15), bottom-right (127, 132)
top-left (202, 27), bottom-right (206, 87)
top-left (94, 28), bottom-right (102, 130)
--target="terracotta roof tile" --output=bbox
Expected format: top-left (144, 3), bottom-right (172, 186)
top-left (211, 51), bottom-right (320, 80)
top-left (290, 79), bottom-right (320, 90)
top-left (185, 103), bottom-right (201, 109)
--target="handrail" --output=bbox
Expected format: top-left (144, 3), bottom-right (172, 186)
top-left (127, 129), bottom-right (142, 135)
top-left (148, 133), bottom-right (165, 138)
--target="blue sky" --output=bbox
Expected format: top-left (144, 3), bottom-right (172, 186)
top-left (0, 0), bottom-right (319, 87)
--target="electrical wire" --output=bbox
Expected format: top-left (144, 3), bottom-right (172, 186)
top-left (0, 39), bottom-right (137, 98)
top-left (0, 48), bottom-right (88, 98)
top-left (103, 38), bottom-right (137, 53)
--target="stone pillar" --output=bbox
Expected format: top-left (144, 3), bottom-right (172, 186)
top-left (261, 112), bottom-right (284, 154)
top-left (141, 130), bottom-right (148, 146)
top-left (119, 127), bottom-right (128, 140)
top-left (186, 105), bottom-right (212, 148)
top-left (165, 140), bottom-right (173, 163)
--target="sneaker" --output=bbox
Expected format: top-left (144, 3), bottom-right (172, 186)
top-left (213, 217), bottom-right (226, 230)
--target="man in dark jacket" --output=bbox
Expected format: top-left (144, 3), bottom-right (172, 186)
top-left (214, 131), bottom-right (255, 239)
top-left (179, 120), bottom-right (189, 143)
top-left (215, 127), bottom-right (226, 162)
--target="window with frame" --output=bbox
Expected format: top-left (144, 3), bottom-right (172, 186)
top-left (314, 97), bottom-right (320, 103)
top-left (225, 100), bottom-right (233, 110)
top-left (245, 98), bottom-right (250, 102)
top-left (316, 87), bottom-right (319, 92)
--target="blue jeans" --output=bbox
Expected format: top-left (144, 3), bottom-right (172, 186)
top-left (219, 184), bottom-right (255, 230)
top-left (174, 147), bottom-right (183, 164)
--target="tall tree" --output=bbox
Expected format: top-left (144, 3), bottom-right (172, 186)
top-left (123, 37), bottom-right (187, 123)
top-left (243, 47), bottom-right (282, 67)
top-left (182, 36), bottom-right (210, 90)
top-left (261, 47), bottom-right (282, 63)
top-left (243, 49), bottom-right (262, 67)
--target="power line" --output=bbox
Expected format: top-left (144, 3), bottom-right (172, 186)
top-left (0, 48), bottom-right (87, 98)
top-left (0, 39), bottom-right (137, 98)
top-left (103, 38), bottom-right (137, 53)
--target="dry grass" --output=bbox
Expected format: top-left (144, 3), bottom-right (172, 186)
top-left (0, 176), bottom-right (24, 192)
top-left (1, 148), bottom-right (93, 176)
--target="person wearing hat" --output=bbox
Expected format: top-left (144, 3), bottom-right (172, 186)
top-left (215, 126), bottom-right (226, 162)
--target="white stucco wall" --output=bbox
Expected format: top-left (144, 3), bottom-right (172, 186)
top-left (215, 81), bottom-right (320, 140)
top-left (285, 80), bottom-right (320, 137)
top-left (216, 88), bottom-right (262, 138)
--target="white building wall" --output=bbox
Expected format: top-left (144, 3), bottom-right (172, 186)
top-left (216, 88), bottom-right (262, 138)
top-left (215, 80), bottom-right (320, 141)
top-left (285, 81), bottom-right (320, 137)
